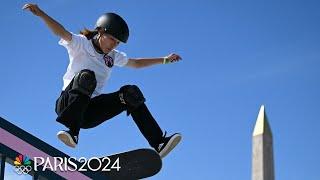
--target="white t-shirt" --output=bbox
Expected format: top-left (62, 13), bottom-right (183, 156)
top-left (59, 33), bottom-right (128, 97)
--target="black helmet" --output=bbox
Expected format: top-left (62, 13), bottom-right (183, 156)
top-left (95, 13), bottom-right (129, 43)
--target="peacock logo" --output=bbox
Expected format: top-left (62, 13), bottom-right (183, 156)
top-left (14, 154), bottom-right (32, 175)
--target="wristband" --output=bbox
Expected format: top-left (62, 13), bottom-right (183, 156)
top-left (163, 57), bottom-right (169, 64)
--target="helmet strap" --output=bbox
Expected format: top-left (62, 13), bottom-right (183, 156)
top-left (91, 34), bottom-right (104, 54)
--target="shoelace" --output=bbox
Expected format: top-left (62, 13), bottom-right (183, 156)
top-left (157, 131), bottom-right (168, 151)
top-left (162, 131), bottom-right (167, 140)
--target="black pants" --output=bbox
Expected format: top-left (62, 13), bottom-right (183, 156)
top-left (55, 78), bottom-right (164, 148)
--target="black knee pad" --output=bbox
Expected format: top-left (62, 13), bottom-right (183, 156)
top-left (72, 69), bottom-right (97, 96)
top-left (119, 85), bottom-right (146, 110)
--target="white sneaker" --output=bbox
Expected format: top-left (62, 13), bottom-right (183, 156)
top-left (156, 133), bottom-right (182, 159)
top-left (57, 130), bottom-right (78, 148)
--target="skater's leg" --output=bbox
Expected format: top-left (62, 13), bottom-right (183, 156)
top-left (56, 69), bottom-right (96, 134)
top-left (81, 91), bottom-right (126, 128)
top-left (119, 85), bottom-right (164, 148)
top-left (120, 85), bottom-right (182, 158)
top-left (55, 69), bottom-right (96, 147)
top-left (81, 85), bottom-right (181, 158)
top-left (81, 85), bottom-right (163, 148)
top-left (130, 103), bottom-right (164, 148)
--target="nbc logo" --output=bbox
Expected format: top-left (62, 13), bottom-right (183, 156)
top-left (14, 154), bottom-right (32, 175)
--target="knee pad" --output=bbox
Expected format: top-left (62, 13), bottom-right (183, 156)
top-left (72, 69), bottom-right (97, 96)
top-left (119, 85), bottom-right (146, 109)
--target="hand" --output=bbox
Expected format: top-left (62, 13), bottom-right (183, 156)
top-left (22, 3), bottom-right (44, 17)
top-left (164, 53), bottom-right (182, 64)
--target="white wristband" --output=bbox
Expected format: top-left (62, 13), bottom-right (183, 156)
top-left (163, 57), bottom-right (169, 64)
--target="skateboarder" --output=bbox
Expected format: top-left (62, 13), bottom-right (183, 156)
top-left (23, 3), bottom-right (182, 158)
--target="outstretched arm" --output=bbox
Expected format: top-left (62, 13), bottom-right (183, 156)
top-left (126, 53), bottom-right (182, 68)
top-left (22, 3), bottom-right (72, 42)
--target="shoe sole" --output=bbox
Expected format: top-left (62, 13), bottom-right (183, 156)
top-left (159, 134), bottom-right (182, 159)
top-left (57, 132), bottom-right (76, 148)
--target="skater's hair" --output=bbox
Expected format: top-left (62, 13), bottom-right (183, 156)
top-left (80, 28), bottom-right (98, 40)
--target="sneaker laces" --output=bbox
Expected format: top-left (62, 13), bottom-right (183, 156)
top-left (157, 131), bottom-right (168, 151)
top-left (162, 131), bottom-right (167, 140)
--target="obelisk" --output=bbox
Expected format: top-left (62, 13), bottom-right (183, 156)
top-left (252, 105), bottom-right (275, 180)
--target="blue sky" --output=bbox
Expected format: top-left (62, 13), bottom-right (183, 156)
top-left (1, 0), bottom-right (320, 179)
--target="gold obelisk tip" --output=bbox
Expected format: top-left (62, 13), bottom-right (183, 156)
top-left (253, 105), bottom-right (272, 136)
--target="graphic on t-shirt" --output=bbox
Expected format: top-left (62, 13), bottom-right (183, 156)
top-left (103, 54), bottom-right (114, 68)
